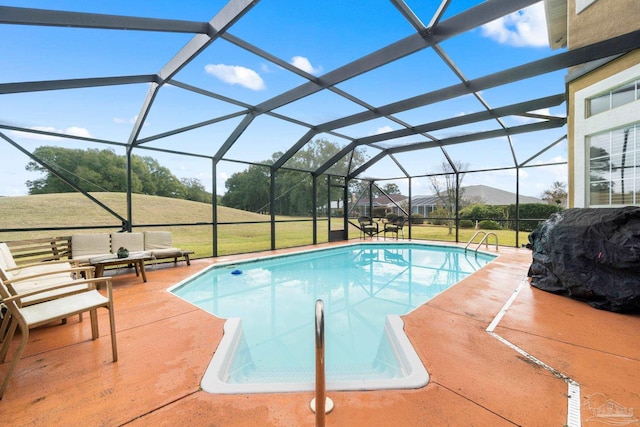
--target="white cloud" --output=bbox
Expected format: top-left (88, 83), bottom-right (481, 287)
top-left (204, 64), bottom-right (265, 90)
top-left (481, 3), bottom-right (549, 47)
top-left (290, 56), bottom-right (322, 74)
top-left (65, 126), bottom-right (92, 138)
top-left (375, 126), bottom-right (393, 134)
top-left (11, 126), bottom-right (92, 140)
top-left (113, 115), bottom-right (138, 124)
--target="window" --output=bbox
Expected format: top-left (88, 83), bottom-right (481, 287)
top-left (588, 124), bottom-right (639, 206)
top-left (587, 79), bottom-right (639, 117)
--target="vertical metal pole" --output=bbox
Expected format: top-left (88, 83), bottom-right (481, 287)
top-left (212, 159), bottom-right (218, 257)
top-left (270, 170), bottom-right (276, 250)
top-left (368, 181), bottom-right (373, 218)
top-left (343, 177), bottom-right (348, 239)
top-left (454, 172), bottom-right (460, 243)
top-left (408, 177), bottom-right (412, 239)
top-left (312, 175), bottom-right (318, 244)
top-left (327, 175), bottom-right (331, 240)
top-left (125, 147), bottom-right (133, 232)
top-left (515, 166), bottom-right (520, 248)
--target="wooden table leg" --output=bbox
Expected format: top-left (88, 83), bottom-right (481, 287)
top-left (138, 259), bottom-right (147, 282)
top-left (95, 264), bottom-right (105, 278)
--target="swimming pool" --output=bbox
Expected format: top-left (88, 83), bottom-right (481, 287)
top-left (169, 242), bottom-right (495, 393)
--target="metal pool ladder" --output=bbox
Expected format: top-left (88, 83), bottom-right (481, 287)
top-left (465, 231), bottom-right (499, 253)
top-left (311, 299), bottom-right (333, 426)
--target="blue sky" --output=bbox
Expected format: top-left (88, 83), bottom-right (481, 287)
top-left (0, 0), bottom-right (568, 199)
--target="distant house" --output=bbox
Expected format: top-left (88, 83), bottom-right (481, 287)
top-left (410, 195), bottom-right (441, 217)
top-left (410, 185), bottom-right (542, 217)
top-left (352, 185), bottom-right (542, 218)
top-left (352, 194), bottom-right (408, 216)
top-left (461, 185), bottom-right (542, 205)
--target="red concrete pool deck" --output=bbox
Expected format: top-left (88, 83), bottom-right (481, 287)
top-left (1, 241), bottom-right (639, 426)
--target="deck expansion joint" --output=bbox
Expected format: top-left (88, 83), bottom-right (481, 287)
top-left (487, 277), bottom-right (582, 427)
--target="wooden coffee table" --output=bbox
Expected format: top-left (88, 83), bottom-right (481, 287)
top-left (89, 253), bottom-right (152, 282)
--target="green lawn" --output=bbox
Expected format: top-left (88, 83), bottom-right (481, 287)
top-left (0, 193), bottom-right (530, 259)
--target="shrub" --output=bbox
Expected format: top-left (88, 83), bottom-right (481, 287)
top-left (386, 212), bottom-right (399, 222)
top-left (410, 213), bottom-right (424, 224)
top-left (479, 219), bottom-right (502, 230)
top-left (507, 203), bottom-right (562, 232)
top-left (459, 204), bottom-right (507, 221)
top-left (429, 207), bottom-right (451, 226)
top-left (373, 207), bottom-right (387, 218)
top-left (459, 219), bottom-right (474, 228)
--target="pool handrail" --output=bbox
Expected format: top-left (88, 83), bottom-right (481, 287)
top-left (315, 299), bottom-right (326, 426)
top-left (312, 299), bottom-right (334, 425)
top-left (464, 231), bottom-right (499, 253)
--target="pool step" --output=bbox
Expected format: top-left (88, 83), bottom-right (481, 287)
top-left (231, 363), bottom-right (398, 384)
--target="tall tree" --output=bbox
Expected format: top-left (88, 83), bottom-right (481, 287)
top-left (349, 181), bottom-right (400, 200)
top-left (429, 160), bottom-right (467, 234)
top-left (222, 138), bottom-right (367, 215)
top-left (24, 146), bottom-right (211, 202)
top-left (540, 181), bottom-right (567, 207)
top-left (181, 177), bottom-right (213, 203)
top-left (221, 163), bottom-right (271, 212)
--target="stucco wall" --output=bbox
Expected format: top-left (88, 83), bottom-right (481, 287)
top-left (568, 0), bottom-right (640, 49)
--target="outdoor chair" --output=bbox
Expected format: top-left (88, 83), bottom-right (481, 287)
top-left (0, 241), bottom-right (95, 306)
top-left (358, 216), bottom-right (379, 239)
top-left (384, 217), bottom-right (406, 240)
top-left (0, 243), bottom-right (95, 342)
top-left (0, 242), bottom-right (89, 281)
top-left (0, 275), bottom-right (117, 399)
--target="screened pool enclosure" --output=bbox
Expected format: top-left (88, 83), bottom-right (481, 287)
top-left (2, 0), bottom-right (640, 256)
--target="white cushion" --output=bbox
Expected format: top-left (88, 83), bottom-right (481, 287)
top-left (71, 234), bottom-right (111, 260)
top-left (110, 232), bottom-right (145, 253)
top-left (0, 243), bottom-right (18, 269)
top-left (150, 248), bottom-right (182, 258)
top-left (144, 231), bottom-right (173, 250)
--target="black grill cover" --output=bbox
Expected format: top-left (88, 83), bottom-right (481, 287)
top-left (528, 207), bottom-right (640, 312)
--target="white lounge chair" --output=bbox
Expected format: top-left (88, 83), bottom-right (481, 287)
top-left (0, 276), bottom-right (117, 399)
top-left (0, 243), bottom-right (95, 341)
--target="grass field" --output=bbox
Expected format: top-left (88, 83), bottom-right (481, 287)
top-left (0, 192), bottom-right (530, 258)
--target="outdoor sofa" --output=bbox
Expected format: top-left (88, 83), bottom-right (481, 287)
top-left (71, 231), bottom-right (192, 266)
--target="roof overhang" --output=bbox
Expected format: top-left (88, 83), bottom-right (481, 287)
top-left (544, 0), bottom-right (568, 49)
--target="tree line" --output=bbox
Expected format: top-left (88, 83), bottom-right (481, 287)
top-left (25, 146), bottom-right (212, 203)
top-left (24, 139), bottom-right (364, 212)
top-left (221, 138), bottom-right (368, 215)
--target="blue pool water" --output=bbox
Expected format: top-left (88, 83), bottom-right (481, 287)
top-left (169, 243), bottom-right (495, 393)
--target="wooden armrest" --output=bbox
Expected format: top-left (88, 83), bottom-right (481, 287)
top-left (3, 277), bottom-right (112, 303)
top-left (4, 266), bottom-right (95, 284)
top-left (7, 259), bottom-right (79, 271)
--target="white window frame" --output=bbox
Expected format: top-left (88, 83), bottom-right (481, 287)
top-left (574, 62), bottom-right (640, 207)
top-left (576, 0), bottom-right (598, 14)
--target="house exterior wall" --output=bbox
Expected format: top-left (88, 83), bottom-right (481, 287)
top-left (568, 50), bottom-right (640, 207)
top-left (563, 0), bottom-right (640, 207)
top-left (567, 0), bottom-right (640, 49)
